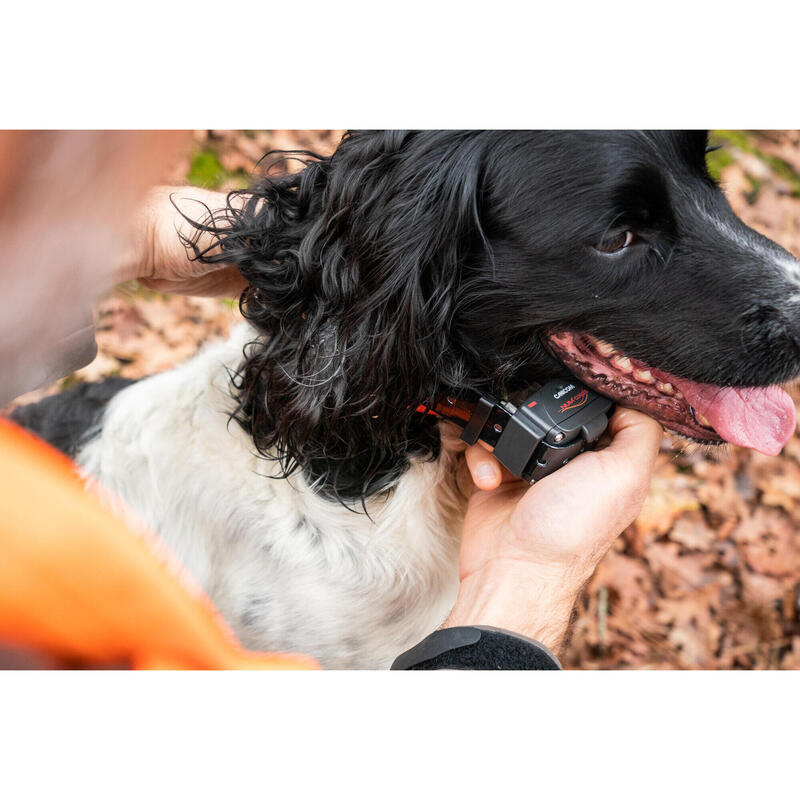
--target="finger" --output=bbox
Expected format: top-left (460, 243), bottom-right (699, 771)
top-left (140, 267), bottom-right (247, 298)
top-left (602, 406), bottom-right (663, 477)
top-left (465, 444), bottom-right (503, 490)
top-left (510, 406), bottom-right (661, 533)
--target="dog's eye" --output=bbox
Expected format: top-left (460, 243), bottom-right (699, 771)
top-left (594, 231), bottom-right (634, 254)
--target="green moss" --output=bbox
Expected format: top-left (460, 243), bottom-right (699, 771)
top-left (705, 145), bottom-right (734, 182)
top-left (187, 149), bottom-right (227, 189)
top-left (712, 129), bottom-right (755, 152)
top-left (187, 148), bottom-right (252, 191)
top-left (710, 130), bottom-right (800, 197)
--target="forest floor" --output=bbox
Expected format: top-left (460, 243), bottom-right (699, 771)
top-left (11, 130), bottom-right (800, 669)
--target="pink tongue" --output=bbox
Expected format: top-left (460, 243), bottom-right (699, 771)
top-left (671, 378), bottom-right (797, 456)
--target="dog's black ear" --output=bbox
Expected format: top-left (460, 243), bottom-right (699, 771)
top-left (311, 130), bottom-right (493, 393)
top-left (675, 130), bottom-right (711, 171)
top-left (190, 131), bottom-right (494, 500)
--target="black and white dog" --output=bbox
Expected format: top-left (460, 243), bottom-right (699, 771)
top-left (12, 131), bottom-right (800, 668)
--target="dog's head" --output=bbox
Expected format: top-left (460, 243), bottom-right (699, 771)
top-left (192, 130), bottom-right (800, 500)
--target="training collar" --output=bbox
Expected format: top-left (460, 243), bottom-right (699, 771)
top-left (416, 379), bottom-right (614, 482)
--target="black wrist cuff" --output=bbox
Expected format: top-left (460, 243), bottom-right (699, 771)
top-left (390, 626), bottom-right (562, 670)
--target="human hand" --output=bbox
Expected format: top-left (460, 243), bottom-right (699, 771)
top-left (444, 407), bottom-right (662, 652)
top-left (116, 186), bottom-right (248, 298)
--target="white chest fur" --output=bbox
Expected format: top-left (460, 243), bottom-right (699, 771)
top-left (77, 326), bottom-right (465, 668)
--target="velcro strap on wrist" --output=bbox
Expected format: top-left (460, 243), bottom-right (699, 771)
top-left (390, 625), bottom-right (562, 670)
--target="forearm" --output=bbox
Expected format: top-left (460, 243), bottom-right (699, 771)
top-left (392, 564), bottom-right (574, 670)
top-left (442, 563), bottom-right (584, 655)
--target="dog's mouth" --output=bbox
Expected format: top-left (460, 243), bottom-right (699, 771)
top-left (546, 331), bottom-right (797, 456)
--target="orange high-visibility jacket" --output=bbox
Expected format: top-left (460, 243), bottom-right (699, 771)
top-left (0, 417), bottom-right (318, 669)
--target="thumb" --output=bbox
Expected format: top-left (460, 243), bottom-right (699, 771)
top-left (600, 406), bottom-right (663, 478)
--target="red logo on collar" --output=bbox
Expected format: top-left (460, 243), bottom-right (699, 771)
top-left (559, 388), bottom-right (588, 413)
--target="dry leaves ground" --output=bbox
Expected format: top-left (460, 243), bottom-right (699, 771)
top-left (10, 130), bottom-right (800, 669)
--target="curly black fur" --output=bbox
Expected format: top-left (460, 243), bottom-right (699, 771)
top-left (181, 130), bottom-right (800, 502)
top-left (183, 131), bottom-right (546, 500)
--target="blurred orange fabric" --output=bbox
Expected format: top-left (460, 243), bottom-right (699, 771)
top-left (0, 417), bottom-right (318, 670)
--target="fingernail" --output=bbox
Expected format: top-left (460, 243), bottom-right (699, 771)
top-left (476, 465), bottom-right (497, 484)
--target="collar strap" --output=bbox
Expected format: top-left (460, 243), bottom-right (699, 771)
top-left (416, 389), bottom-right (512, 448)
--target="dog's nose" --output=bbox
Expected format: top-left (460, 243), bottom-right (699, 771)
top-left (773, 317), bottom-right (800, 382)
top-left (741, 301), bottom-right (800, 364)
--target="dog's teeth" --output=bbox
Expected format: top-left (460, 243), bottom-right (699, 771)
top-left (634, 368), bottom-right (654, 384)
top-left (612, 355), bottom-right (633, 373)
top-left (595, 339), bottom-right (616, 357)
top-left (696, 411), bottom-right (712, 427)
top-left (656, 381), bottom-right (675, 395)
